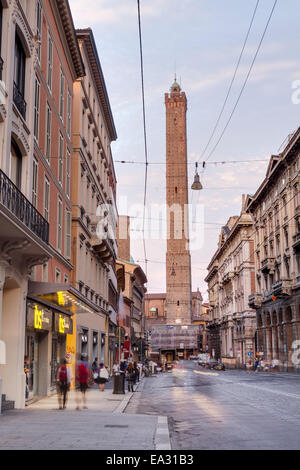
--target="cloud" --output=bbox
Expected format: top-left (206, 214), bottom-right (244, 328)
top-left (187, 60), bottom-right (298, 92)
top-left (69, 0), bottom-right (168, 26)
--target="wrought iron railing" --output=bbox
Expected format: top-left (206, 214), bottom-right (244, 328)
top-left (0, 169), bottom-right (49, 244)
top-left (0, 57), bottom-right (3, 81)
top-left (13, 82), bottom-right (26, 119)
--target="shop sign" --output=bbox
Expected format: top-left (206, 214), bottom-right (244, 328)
top-left (54, 312), bottom-right (73, 335)
top-left (27, 304), bottom-right (52, 331)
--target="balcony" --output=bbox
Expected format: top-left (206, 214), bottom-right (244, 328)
top-left (262, 289), bottom-right (273, 302)
top-left (261, 257), bottom-right (275, 274)
top-left (0, 57), bottom-right (3, 81)
top-left (0, 169), bottom-right (49, 244)
top-left (293, 231), bottom-right (300, 252)
top-left (223, 271), bottom-right (234, 284)
top-left (13, 82), bottom-right (26, 120)
top-left (272, 280), bottom-right (292, 297)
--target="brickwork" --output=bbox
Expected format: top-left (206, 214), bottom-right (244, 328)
top-left (165, 81), bottom-right (192, 324)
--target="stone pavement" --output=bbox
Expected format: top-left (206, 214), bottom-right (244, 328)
top-left (0, 378), bottom-right (169, 450)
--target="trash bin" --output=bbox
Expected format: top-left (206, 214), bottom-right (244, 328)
top-left (113, 372), bottom-right (125, 394)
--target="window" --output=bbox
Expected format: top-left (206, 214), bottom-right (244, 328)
top-left (59, 68), bottom-right (64, 121)
top-left (47, 33), bottom-right (53, 91)
top-left (14, 34), bottom-right (26, 118)
top-left (10, 140), bottom-right (22, 189)
top-left (65, 209), bottom-right (71, 260)
top-left (45, 103), bottom-right (51, 162)
top-left (42, 263), bottom-right (48, 282)
top-left (32, 158), bottom-right (38, 208)
top-left (64, 274), bottom-right (68, 283)
top-left (44, 176), bottom-right (50, 221)
top-left (55, 268), bottom-right (61, 283)
top-left (67, 89), bottom-right (71, 137)
top-left (36, 1), bottom-right (42, 63)
top-left (34, 75), bottom-right (40, 141)
top-left (58, 133), bottom-right (63, 185)
top-left (57, 197), bottom-right (62, 252)
top-left (66, 149), bottom-right (70, 198)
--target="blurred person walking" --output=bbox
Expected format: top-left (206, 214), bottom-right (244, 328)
top-left (76, 355), bottom-right (89, 410)
top-left (95, 363), bottom-right (109, 391)
top-left (57, 360), bottom-right (71, 410)
top-left (126, 363), bottom-right (136, 392)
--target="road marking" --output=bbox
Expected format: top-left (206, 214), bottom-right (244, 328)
top-left (193, 370), bottom-right (219, 377)
top-left (214, 376), bottom-right (300, 400)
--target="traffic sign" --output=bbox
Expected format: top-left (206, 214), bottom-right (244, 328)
top-left (248, 352), bottom-right (252, 356)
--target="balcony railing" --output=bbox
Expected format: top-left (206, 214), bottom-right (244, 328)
top-left (0, 57), bottom-right (3, 81)
top-left (13, 82), bottom-right (27, 119)
top-left (0, 169), bottom-right (49, 244)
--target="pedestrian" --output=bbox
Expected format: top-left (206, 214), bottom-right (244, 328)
top-left (254, 358), bottom-right (259, 372)
top-left (75, 355), bottom-right (89, 410)
top-left (57, 359), bottom-right (71, 410)
top-left (133, 362), bottom-right (139, 384)
top-left (112, 361), bottom-right (120, 375)
top-left (126, 363), bottom-right (136, 392)
top-left (92, 357), bottom-right (98, 373)
top-left (96, 363), bottom-right (109, 391)
top-left (24, 355), bottom-right (30, 402)
top-left (137, 361), bottom-right (143, 381)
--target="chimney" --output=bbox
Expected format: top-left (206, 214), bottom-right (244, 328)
top-left (117, 215), bottom-right (130, 262)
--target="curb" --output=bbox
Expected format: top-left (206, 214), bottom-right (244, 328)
top-left (112, 377), bottom-right (144, 414)
top-left (155, 416), bottom-right (171, 450)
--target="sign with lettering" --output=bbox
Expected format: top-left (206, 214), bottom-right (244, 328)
top-left (54, 312), bottom-right (73, 335)
top-left (27, 304), bottom-right (52, 331)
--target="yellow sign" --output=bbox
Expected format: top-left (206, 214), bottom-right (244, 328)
top-left (34, 305), bottom-right (43, 330)
top-left (57, 292), bottom-right (65, 306)
top-left (59, 314), bottom-right (65, 334)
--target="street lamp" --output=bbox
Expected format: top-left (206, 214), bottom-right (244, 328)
top-left (191, 162), bottom-right (203, 190)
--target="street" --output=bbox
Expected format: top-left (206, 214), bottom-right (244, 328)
top-left (126, 360), bottom-right (300, 450)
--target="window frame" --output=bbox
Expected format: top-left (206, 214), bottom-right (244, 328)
top-left (32, 157), bottom-right (38, 208)
top-left (34, 75), bottom-right (40, 142)
top-left (47, 33), bottom-right (53, 92)
top-left (44, 175), bottom-right (50, 222)
top-left (45, 102), bottom-right (52, 162)
top-left (57, 196), bottom-right (63, 252)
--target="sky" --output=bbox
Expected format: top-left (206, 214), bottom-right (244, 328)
top-left (69, 0), bottom-right (300, 300)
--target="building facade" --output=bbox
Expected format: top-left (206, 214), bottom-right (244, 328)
top-left (24, 0), bottom-right (87, 402)
top-left (117, 215), bottom-right (147, 362)
top-left (0, 0), bottom-right (56, 411)
top-left (68, 28), bottom-right (118, 373)
top-left (247, 129), bottom-right (300, 372)
top-left (145, 290), bottom-right (205, 358)
top-left (205, 198), bottom-right (256, 368)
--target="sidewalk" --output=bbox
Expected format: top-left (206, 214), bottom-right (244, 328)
top-left (0, 378), bottom-right (171, 450)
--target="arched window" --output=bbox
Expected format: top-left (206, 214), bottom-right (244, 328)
top-left (10, 139), bottom-right (22, 188)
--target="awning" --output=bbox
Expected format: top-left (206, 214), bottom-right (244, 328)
top-left (28, 281), bottom-right (107, 317)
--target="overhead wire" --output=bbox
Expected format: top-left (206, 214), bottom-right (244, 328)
top-left (200, 0), bottom-right (278, 169)
top-left (137, 0), bottom-right (149, 279)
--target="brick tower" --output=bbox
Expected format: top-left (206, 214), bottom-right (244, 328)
top-left (165, 78), bottom-right (192, 325)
